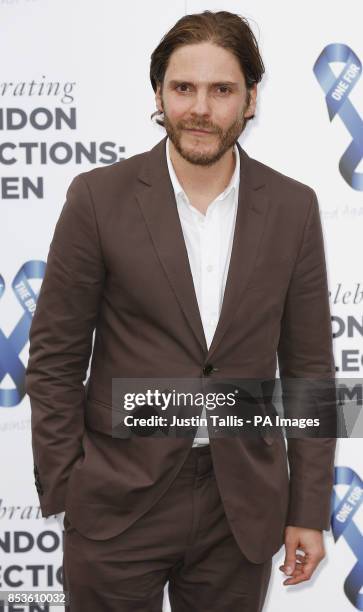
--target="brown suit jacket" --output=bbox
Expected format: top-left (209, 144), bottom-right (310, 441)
top-left (25, 135), bottom-right (336, 563)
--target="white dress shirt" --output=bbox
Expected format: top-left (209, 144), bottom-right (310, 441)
top-left (165, 137), bottom-right (240, 446)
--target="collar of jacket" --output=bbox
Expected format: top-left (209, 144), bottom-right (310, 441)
top-left (135, 135), bottom-right (269, 362)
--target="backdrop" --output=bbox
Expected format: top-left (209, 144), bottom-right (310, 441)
top-left (0, 1), bottom-right (362, 610)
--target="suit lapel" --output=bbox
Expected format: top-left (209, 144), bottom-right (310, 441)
top-left (135, 136), bottom-right (269, 360)
top-left (206, 142), bottom-right (269, 362)
top-left (136, 136), bottom-right (208, 353)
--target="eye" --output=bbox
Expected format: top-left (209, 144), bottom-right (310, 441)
top-left (175, 83), bottom-right (191, 93)
top-left (216, 85), bottom-right (231, 95)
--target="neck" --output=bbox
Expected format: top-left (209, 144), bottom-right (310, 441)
top-left (168, 138), bottom-right (236, 201)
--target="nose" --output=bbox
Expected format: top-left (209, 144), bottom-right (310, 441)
top-left (189, 89), bottom-right (211, 117)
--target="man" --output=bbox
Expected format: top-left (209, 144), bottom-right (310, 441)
top-left (26, 10), bottom-right (337, 612)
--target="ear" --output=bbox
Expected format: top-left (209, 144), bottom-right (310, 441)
top-left (244, 83), bottom-right (257, 119)
top-left (155, 82), bottom-right (164, 113)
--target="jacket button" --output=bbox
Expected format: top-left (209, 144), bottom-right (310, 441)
top-left (203, 364), bottom-right (214, 376)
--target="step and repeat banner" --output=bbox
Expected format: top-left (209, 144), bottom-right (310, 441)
top-left (0, 0), bottom-right (362, 610)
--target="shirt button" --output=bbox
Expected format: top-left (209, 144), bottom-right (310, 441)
top-left (206, 264), bottom-right (214, 272)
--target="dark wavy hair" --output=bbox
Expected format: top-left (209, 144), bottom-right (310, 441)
top-left (150, 10), bottom-right (265, 127)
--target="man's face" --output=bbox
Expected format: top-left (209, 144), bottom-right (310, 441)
top-left (155, 41), bottom-right (257, 166)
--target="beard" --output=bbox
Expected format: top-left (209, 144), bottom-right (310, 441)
top-left (162, 101), bottom-right (249, 167)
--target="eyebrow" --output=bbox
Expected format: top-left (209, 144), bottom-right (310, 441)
top-left (168, 79), bottom-right (239, 88)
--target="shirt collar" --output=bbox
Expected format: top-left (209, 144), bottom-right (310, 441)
top-left (166, 136), bottom-right (240, 204)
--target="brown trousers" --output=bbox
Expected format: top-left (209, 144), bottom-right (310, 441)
top-left (63, 444), bottom-right (272, 611)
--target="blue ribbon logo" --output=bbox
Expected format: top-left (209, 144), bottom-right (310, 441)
top-left (0, 261), bottom-right (45, 407)
top-left (331, 466), bottom-right (363, 609)
top-left (314, 44), bottom-right (363, 191)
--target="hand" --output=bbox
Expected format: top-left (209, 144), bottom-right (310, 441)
top-left (279, 526), bottom-right (325, 586)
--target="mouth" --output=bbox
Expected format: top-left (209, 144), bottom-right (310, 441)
top-left (184, 128), bottom-right (213, 135)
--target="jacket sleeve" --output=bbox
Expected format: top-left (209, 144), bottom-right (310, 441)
top-left (277, 188), bottom-right (337, 531)
top-left (25, 173), bottom-right (105, 517)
